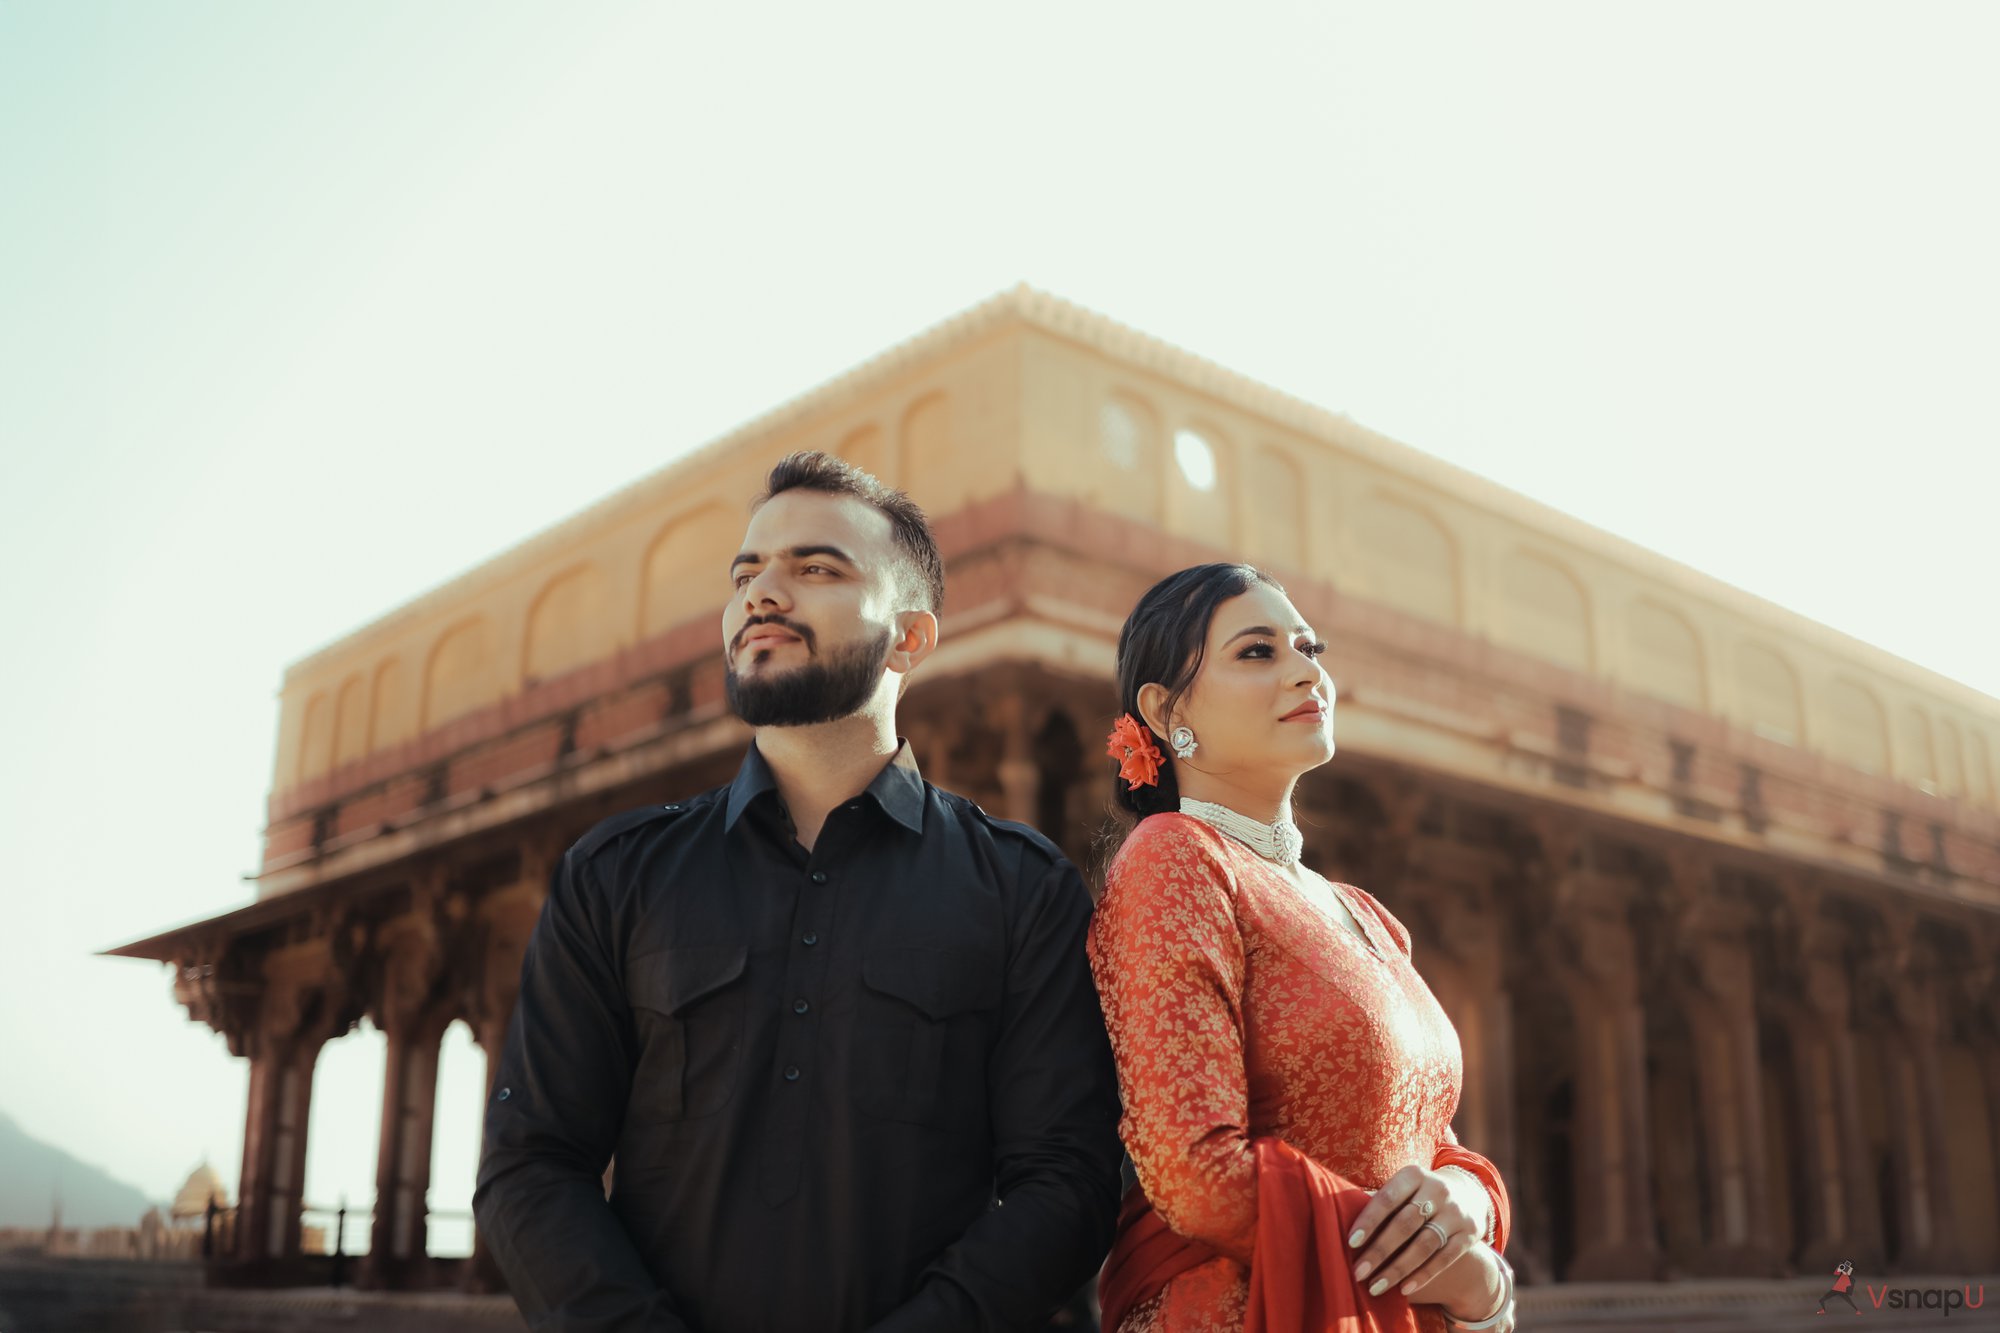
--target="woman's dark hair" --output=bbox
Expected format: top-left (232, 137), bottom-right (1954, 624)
top-left (1110, 562), bottom-right (1286, 820)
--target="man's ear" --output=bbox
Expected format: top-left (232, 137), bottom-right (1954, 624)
top-left (1136, 682), bottom-right (1171, 740)
top-left (886, 609), bottom-right (940, 678)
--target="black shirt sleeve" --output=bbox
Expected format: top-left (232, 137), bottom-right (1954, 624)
top-left (472, 844), bottom-right (695, 1333)
top-left (864, 854), bottom-right (1124, 1332)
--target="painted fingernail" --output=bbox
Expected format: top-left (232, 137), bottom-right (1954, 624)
top-left (1349, 1228), bottom-right (1366, 1248)
top-left (1353, 1260), bottom-right (1372, 1281)
top-left (1369, 1278), bottom-right (1388, 1297)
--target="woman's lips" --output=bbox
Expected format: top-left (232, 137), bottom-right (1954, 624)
top-left (1281, 702), bottom-right (1327, 722)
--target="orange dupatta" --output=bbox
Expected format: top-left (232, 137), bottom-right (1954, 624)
top-left (1101, 1137), bottom-right (1429, 1333)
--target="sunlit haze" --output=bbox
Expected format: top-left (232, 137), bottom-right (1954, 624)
top-left (1, 1), bottom-right (1993, 1243)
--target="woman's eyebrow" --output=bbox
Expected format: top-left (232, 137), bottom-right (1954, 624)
top-left (1222, 623), bottom-right (1312, 645)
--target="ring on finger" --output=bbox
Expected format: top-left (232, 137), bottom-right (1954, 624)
top-left (1422, 1220), bottom-right (1449, 1248)
top-left (1415, 1197), bottom-right (1436, 1218)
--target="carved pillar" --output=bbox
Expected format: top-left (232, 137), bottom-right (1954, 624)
top-left (263, 1040), bottom-right (326, 1261)
top-left (1867, 918), bottom-right (1959, 1271)
top-left (1661, 862), bottom-right (1780, 1276)
top-left (1550, 867), bottom-right (1661, 1281)
top-left (1982, 1054), bottom-right (2000, 1270)
top-left (1400, 838), bottom-right (1518, 1193)
top-left (461, 862), bottom-right (548, 1293)
top-left (1772, 957), bottom-right (1878, 1271)
top-left (199, 932), bottom-right (360, 1271)
top-left (995, 693), bottom-right (1039, 826)
top-left (234, 1049), bottom-right (282, 1265)
top-left (1766, 882), bottom-right (1881, 1272)
top-left (362, 895), bottom-right (456, 1289)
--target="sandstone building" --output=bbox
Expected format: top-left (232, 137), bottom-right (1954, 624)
top-left (108, 286), bottom-right (2000, 1292)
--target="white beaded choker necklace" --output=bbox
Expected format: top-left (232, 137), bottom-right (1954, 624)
top-left (1179, 797), bottom-right (1304, 867)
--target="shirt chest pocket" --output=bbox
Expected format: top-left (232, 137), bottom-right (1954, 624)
top-left (851, 946), bottom-right (1001, 1128)
top-left (627, 946), bottom-right (749, 1122)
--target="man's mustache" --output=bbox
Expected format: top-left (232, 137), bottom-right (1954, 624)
top-left (733, 615), bottom-right (816, 654)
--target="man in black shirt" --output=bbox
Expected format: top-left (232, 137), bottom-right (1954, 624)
top-left (473, 452), bottom-right (1123, 1332)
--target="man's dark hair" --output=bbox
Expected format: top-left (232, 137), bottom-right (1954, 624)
top-left (1110, 562), bottom-right (1285, 820)
top-left (754, 451), bottom-right (944, 615)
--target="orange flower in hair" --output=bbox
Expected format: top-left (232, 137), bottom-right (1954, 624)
top-left (1105, 713), bottom-right (1164, 790)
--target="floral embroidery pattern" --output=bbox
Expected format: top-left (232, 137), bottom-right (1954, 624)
top-left (1086, 813), bottom-right (1510, 1333)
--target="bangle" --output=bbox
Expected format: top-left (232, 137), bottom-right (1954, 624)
top-left (1450, 1246), bottom-right (1514, 1330)
top-left (1434, 1164), bottom-right (1496, 1245)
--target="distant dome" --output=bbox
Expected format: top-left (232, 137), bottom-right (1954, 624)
top-left (170, 1162), bottom-right (229, 1220)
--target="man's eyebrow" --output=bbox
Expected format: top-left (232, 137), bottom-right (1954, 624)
top-left (729, 544), bottom-right (857, 572)
top-left (1222, 623), bottom-right (1313, 645)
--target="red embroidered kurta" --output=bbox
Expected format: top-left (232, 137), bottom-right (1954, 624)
top-left (1087, 812), bottom-right (1510, 1333)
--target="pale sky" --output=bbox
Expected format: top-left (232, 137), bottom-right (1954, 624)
top-left (2, 1), bottom-right (1994, 1248)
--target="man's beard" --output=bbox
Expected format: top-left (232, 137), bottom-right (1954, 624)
top-left (725, 625), bottom-right (894, 727)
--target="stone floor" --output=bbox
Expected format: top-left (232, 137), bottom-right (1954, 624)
top-left (2, 1259), bottom-right (1993, 1332)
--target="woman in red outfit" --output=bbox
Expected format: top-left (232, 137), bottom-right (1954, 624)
top-left (1089, 564), bottom-right (1516, 1333)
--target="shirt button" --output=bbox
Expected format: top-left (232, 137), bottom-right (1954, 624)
top-left (810, 870), bottom-right (828, 884)
top-left (784, 1065), bottom-right (801, 1081)
top-left (793, 998), bottom-right (809, 1015)
top-left (497, 1087), bottom-right (510, 1101)
top-left (801, 933), bottom-right (818, 946)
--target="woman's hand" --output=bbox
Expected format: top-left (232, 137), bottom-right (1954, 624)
top-left (1346, 1164), bottom-right (1509, 1326)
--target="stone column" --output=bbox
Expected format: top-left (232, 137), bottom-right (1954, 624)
top-left (362, 905), bottom-right (453, 1290)
top-left (227, 943), bottom-right (357, 1270)
top-left (1871, 922), bottom-right (1959, 1272)
top-left (234, 1050), bottom-right (282, 1265)
top-left (1553, 888), bottom-right (1661, 1281)
top-left (461, 868), bottom-right (545, 1293)
top-left (1769, 886), bottom-right (1882, 1272)
top-left (264, 1040), bottom-right (326, 1262)
top-left (995, 694), bottom-right (1039, 826)
top-left (1981, 1054), bottom-right (2000, 1271)
top-left (1663, 869), bottom-right (1780, 1277)
top-left (1400, 846), bottom-right (1519, 1200)
top-left (1774, 971), bottom-right (1878, 1272)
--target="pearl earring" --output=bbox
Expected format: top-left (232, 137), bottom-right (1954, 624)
top-left (1170, 726), bottom-right (1198, 760)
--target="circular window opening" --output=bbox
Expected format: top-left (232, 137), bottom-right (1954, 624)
top-left (1174, 429), bottom-right (1217, 491)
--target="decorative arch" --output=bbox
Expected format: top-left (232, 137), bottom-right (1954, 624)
top-left (523, 562), bottom-right (612, 684)
top-left (834, 423), bottom-right (887, 482)
top-left (1244, 445), bottom-right (1306, 571)
top-left (369, 657), bottom-right (410, 750)
top-left (421, 617), bottom-right (501, 732)
top-left (1625, 598), bottom-right (1706, 709)
top-left (1496, 548), bottom-right (1592, 672)
top-left (1821, 676), bottom-right (1889, 775)
top-left (297, 692), bottom-right (332, 784)
top-left (1900, 705), bottom-right (1938, 788)
top-left (1971, 730), bottom-right (1997, 808)
top-left (1091, 392), bottom-right (1163, 524)
top-left (639, 502), bottom-right (744, 638)
top-left (1352, 492), bottom-right (1459, 626)
top-left (1735, 641), bottom-right (1803, 744)
top-left (1937, 718), bottom-right (1968, 798)
top-left (332, 674), bottom-right (369, 769)
top-left (899, 393), bottom-right (956, 511)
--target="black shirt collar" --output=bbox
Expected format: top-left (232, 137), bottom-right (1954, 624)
top-left (724, 736), bottom-right (927, 836)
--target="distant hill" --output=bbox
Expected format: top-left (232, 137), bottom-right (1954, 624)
top-left (0, 1109), bottom-right (160, 1228)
